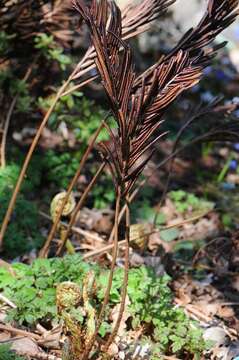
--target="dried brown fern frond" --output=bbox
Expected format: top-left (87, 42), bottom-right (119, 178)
top-left (72, 2), bottom-right (239, 355)
top-left (73, 0), bottom-right (133, 185)
top-left (74, 0), bottom-right (205, 195)
top-left (73, 2), bottom-right (205, 356)
top-left (0, 0), bottom-right (79, 47)
top-left (134, 0), bottom-right (239, 88)
top-left (0, 0), bottom-right (187, 252)
top-left (72, 0), bottom-right (175, 80)
top-left (121, 0), bottom-right (175, 39)
top-left (122, 50), bottom-right (202, 193)
top-left (172, 0), bottom-right (238, 58)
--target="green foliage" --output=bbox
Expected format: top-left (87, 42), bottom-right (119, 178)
top-left (0, 164), bottom-right (20, 193)
top-left (38, 91), bottom-right (110, 144)
top-left (34, 33), bottom-right (54, 51)
top-left (131, 186), bottom-right (166, 224)
top-left (110, 267), bottom-right (207, 356)
top-left (37, 93), bottom-right (116, 207)
top-left (43, 149), bottom-right (81, 189)
top-left (0, 31), bottom-right (14, 57)
top-left (10, 79), bottom-right (32, 113)
top-left (0, 255), bottom-right (98, 325)
top-left (91, 173), bottom-right (115, 209)
top-left (0, 192), bottom-right (43, 258)
top-left (0, 70), bottom-right (32, 113)
top-left (222, 213), bottom-right (233, 228)
top-left (0, 164), bottom-right (43, 258)
top-left (0, 344), bottom-right (24, 360)
top-left (0, 255), bottom-right (208, 357)
top-left (70, 97), bottom-right (111, 143)
top-left (37, 148), bottom-right (115, 207)
top-left (169, 190), bottom-right (214, 213)
top-left (34, 34), bottom-right (71, 70)
top-left (160, 228), bottom-right (180, 242)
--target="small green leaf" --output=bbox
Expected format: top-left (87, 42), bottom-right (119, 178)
top-left (160, 228), bottom-right (180, 242)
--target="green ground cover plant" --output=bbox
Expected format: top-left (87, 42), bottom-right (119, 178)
top-left (0, 255), bottom-right (208, 357)
top-left (169, 190), bottom-right (214, 214)
top-left (0, 164), bottom-right (43, 258)
top-left (0, 344), bottom-right (24, 360)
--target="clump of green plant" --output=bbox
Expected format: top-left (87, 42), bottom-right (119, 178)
top-left (38, 90), bottom-right (111, 144)
top-left (107, 267), bottom-right (208, 357)
top-left (90, 172), bottom-right (115, 209)
top-left (0, 344), bottom-right (24, 360)
top-left (131, 185), bottom-right (167, 224)
top-left (0, 164), bottom-right (43, 258)
top-left (43, 150), bottom-right (82, 189)
top-left (0, 255), bottom-right (208, 357)
top-left (0, 193), bottom-right (43, 258)
top-left (0, 164), bottom-right (20, 193)
top-left (0, 70), bottom-right (32, 113)
top-left (169, 190), bottom-right (214, 214)
top-left (35, 33), bottom-right (71, 70)
top-left (0, 255), bottom-right (98, 324)
top-left (0, 31), bottom-right (14, 57)
top-left (41, 150), bottom-right (115, 208)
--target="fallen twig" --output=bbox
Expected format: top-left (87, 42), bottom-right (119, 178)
top-left (16, 351), bottom-right (61, 360)
top-left (0, 324), bottom-right (41, 340)
top-left (174, 298), bottom-right (238, 338)
top-left (39, 211), bottom-right (104, 244)
top-left (0, 294), bottom-right (17, 308)
top-left (83, 210), bottom-right (213, 259)
top-left (0, 259), bottom-right (16, 276)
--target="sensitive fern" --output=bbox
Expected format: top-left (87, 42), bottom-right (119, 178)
top-left (72, 0), bottom-right (238, 358)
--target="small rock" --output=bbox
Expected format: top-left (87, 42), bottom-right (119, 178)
top-left (11, 337), bottom-right (40, 355)
top-left (227, 341), bottom-right (239, 359)
top-left (108, 342), bottom-right (119, 356)
top-left (203, 326), bottom-right (227, 347)
top-left (119, 350), bottom-right (125, 359)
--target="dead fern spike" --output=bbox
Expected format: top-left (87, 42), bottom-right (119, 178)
top-left (0, 0), bottom-right (176, 249)
top-left (73, 0), bottom-right (238, 356)
top-left (72, 0), bottom-right (205, 357)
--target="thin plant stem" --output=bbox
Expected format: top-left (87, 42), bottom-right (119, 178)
top-left (39, 210), bottom-right (104, 243)
top-left (1, 65), bottom-right (34, 168)
top-left (0, 324), bottom-right (41, 340)
top-left (104, 194), bottom-right (130, 351)
top-left (1, 96), bottom-right (17, 168)
top-left (39, 121), bottom-right (105, 258)
top-left (81, 186), bottom-right (122, 360)
top-left (0, 69), bottom-right (77, 248)
top-left (153, 108), bottom-right (214, 225)
top-left (60, 75), bottom-right (98, 98)
top-left (56, 162), bottom-right (106, 256)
